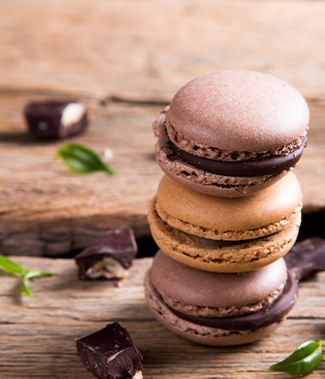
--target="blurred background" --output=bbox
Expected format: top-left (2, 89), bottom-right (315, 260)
top-left (1, 0), bottom-right (325, 258)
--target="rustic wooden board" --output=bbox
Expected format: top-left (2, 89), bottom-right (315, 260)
top-left (0, 91), bottom-right (165, 256)
top-left (1, 0), bottom-right (325, 256)
top-left (0, 256), bottom-right (325, 378)
top-left (1, 0), bottom-right (325, 100)
top-left (1, 91), bottom-right (325, 256)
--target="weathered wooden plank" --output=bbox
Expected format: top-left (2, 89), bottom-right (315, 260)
top-left (1, 0), bottom-right (325, 376)
top-left (0, 257), bottom-right (324, 378)
top-left (296, 97), bottom-right (325, 214)
top-left (1, 92), bottom-right (325, 256)
top-left (1, 0), bottom-right (325, 100)
top-left (1, 0), bottom-right (325, 257)
top-left (0, 92), bottom-right (165, 255)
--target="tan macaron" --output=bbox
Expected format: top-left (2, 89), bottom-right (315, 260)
top-left (148, 172), bottom-right (302, 272)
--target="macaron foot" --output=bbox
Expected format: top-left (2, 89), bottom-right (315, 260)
top-left (154, 116), bottom-right (289, 197)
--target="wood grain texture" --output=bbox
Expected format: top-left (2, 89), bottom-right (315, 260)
top-left (1, 0), bottom-right (325, 100)
top-left (0, 92), bottom-right (165, 256)
top-left (1, 91), bottom-right (325, 256)
top-left (0, 256), bottom-right (325, 378)
top-left (1, 0), bottom-right (325, 256)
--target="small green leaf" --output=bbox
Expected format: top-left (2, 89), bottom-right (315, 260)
top-left (23, 270), bottom-right (54, 281)
top-left (56, 143), bottom-right (116, 175)
top-left (0, 255), bottom-right (54, 297)
top-left (270, 340), bottom-right (323, 376)
top-left (0, 254), bottom-right (24, 274)
top-left (22, 281), bottom-right (33, 298)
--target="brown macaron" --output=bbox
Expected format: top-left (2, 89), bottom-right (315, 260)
top-left (145, 250), bottom-right (298, 346)
top-left (153, 70), bottom-right (309, 197)
top-left (148, 172), bottom-right (302, 272)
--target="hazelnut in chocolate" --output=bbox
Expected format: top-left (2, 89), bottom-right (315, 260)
top-left (75, 226), bottom-right (138, 280)
top-left (24, 100), bottom-right (88, 139)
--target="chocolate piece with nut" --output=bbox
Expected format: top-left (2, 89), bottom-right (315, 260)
top-left (75, 226), bottom-right (138, 280)
top-left (24, 100), bottom-right (88, 139)
top-left (284, 237), bottom-right (325, 281)
top-left (77, 322), bottom-right (143, 379)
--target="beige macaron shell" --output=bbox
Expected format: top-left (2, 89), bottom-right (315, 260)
top-left (150, 250), bottom-right (287, 309)
top-left (157, 172), bottom-right (302, 237)
top-left (168, 70), bottom-right (309, 151)
top-left (145, 270), bottom-right (282, 346)
top-left (148, 199), bottom-right (301, 272)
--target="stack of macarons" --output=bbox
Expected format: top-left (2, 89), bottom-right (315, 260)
top-left (145, 70), bottom-right (309, 346)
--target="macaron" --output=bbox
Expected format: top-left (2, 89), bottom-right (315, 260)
top-left (145, 250), bottom-right (298, 346)
top-left (153, 70), bottom-right (309, 197)
top-left (148, 172), bottom-right (302, 272)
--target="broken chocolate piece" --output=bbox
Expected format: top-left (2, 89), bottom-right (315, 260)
top-left (284, 238), bottom-right (325, 281)
top-left (24, 100), bottom-right (88, 139)
top-left (75, 226), bottom-right (138, 280)
top-left (76, 322), bottom-right (143, 379)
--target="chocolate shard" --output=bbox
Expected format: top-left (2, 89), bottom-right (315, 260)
top-left (284, 238), bottom-right (325, 281)
top-left (75, 226), bottom-right (138, 280)
top-left (24, 100), bottom-right (88, 140)
top-left (76, 322), bottom-right (143, 379)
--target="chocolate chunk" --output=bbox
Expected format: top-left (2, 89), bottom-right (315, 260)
top-left (285, 237), bottom-right (325, 281)
top-left (170, 136), bottom-right (306, 177)
top-left (75, 226), bottom-right (138, 280)
top-left (24, 100), bottom-right (88, 139)
top-left (76, 322), bottom-right (143, 379)
top-left (169, 270), bottom-right (298, 330)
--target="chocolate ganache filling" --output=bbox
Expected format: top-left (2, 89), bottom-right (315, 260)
top-left (170, 137), bottom-right (307, 177)
top-left (168, 270), bottom-right (298, 330)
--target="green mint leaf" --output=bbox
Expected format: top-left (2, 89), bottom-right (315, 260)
top-left (270, 340), bottom-right (323, 376)
top-left (23, 270), bottom-right (54, 281)
top-left (21, 270), bottom-right (54, 298)
top-left (0, 254), bottom-right (25, 274)
top-left (0, 255), bottom-right (54, 297)
top-left (22, 280), bottom-right (33, 298)
top-left (56, 143), bottom-right (116, 175)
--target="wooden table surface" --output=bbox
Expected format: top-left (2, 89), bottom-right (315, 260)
top-left (1, 0), bottom-right (325, 256)
top-left (1, 2), bottom-right (325, 377)
top-left (0, 256), bottom-right (324, 378)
